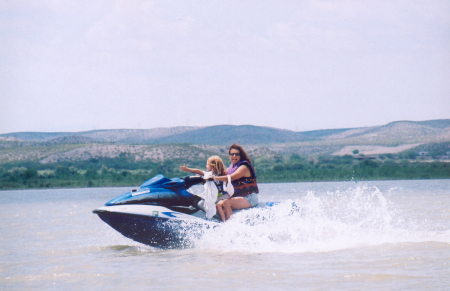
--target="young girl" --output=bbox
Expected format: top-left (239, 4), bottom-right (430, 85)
top-left (179, 156), bottom-right (230, 199)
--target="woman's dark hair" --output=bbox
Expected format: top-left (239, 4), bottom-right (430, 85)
top-left (229, 143), bottom-right (252, 166)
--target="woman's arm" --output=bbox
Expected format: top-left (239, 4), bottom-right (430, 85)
top-left (179, 164), bottom-right (205, 176)
top-left (213, 165), bottom-right (251, 182)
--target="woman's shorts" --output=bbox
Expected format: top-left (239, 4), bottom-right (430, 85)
top-left (244, 193), bottom-right (259, 207)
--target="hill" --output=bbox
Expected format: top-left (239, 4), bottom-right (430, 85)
top-left (0, 119), bottom-right (449, 165)
top-left (1, 119), bottom-right (449, 146)
top-left (151, 125), bottom-right (309, 145)
top-left (0, 127), bottom-right (202, 143)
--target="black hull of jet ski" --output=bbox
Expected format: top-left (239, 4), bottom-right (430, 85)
top-left (96, 211), bottom-right (178, 248)
top-left (93, 205), bottom-right (215, 249)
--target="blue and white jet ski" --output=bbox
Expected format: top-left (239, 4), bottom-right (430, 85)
top-left (93, 174), bottom-right (272, 249)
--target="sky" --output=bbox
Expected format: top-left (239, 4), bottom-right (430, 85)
top-left (1, 0), bottom-right (449, 134)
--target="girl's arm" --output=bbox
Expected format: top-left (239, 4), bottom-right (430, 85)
top-left (180, 164), bottom-right (205, 176)
top-left (213, 165), bottom-right (251, 182)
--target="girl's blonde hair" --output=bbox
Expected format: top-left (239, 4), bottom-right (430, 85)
top-left (207, 156), bottom-right (227, 176)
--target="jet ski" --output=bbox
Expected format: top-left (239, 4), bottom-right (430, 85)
top-left (93, 174), bottom-right (272, 249)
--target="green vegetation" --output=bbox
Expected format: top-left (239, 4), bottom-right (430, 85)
top-left (1, 153), bottom-right (449, 190)
top-left (255, 154), bottom-right (449, 182)
top-left (0, 156), bottom-right (199, 190)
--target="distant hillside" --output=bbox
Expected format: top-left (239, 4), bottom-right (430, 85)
top-left (43, 136), bottom-right (96, 145)
top-left (1, 119), bottom-right (449, 147)
top-left (39, 144), bottom-right (223, 164)
top-left (151, 125), bottom-right (309, 145)
top-left (78, 127), bottom-right (202, 143)
top-left (0, 125), bottom-right (308, 145)
top-left (330, 120), bottom-right (450, 143)
top-left (0, 132), bottom-right (71, 141)
top-left (1, 119), bottom-right (450, 165)
top-left (0, 127), bottom-right (202, 143)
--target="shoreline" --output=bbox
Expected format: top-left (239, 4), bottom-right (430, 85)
top-left (1, 176), bottom-right (449, 191)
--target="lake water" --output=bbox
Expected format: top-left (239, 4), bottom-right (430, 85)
top-left (1, 180), bottom-right (449, 290)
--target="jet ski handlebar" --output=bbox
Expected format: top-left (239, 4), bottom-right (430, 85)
top-left (182, 175), bottom-right (207, 189)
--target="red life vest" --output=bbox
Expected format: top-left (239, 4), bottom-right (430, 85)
top-left (227, 161), bottom-right (259, 197)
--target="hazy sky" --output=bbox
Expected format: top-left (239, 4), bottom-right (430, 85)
top-left (1, 0), bottom-right (449, 134)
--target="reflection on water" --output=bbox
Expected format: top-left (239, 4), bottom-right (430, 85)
top-left (1, 180), bottom-right (449, 290)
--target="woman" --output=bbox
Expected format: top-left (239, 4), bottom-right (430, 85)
top-left (213, 143), bottom-right (259, 222)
